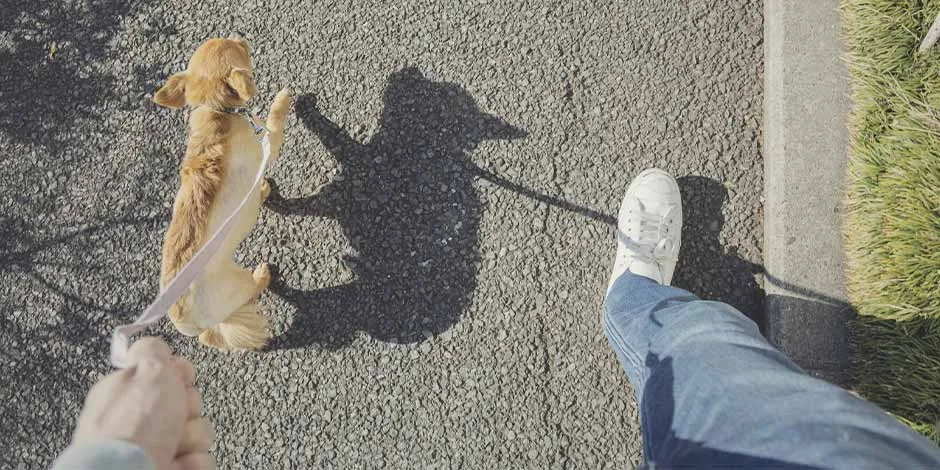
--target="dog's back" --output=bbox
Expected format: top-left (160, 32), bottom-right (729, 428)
top-left (160, 110), bottom-right (229, 289)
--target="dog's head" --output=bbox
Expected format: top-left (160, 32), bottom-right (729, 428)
top-left (153, 37), bottom-right (256, 109)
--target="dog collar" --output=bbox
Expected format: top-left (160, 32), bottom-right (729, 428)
top-left (218, 106), bottom-right (268, 136)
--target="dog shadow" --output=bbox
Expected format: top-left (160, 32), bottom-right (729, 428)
top-left (267, 67), bottom-right (526, 349)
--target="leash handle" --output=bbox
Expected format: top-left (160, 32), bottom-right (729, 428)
top-left (110, 132), bottom-right (272, 367)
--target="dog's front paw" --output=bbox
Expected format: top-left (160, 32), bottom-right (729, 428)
top-left (272, 88), bottom-right (292, 115)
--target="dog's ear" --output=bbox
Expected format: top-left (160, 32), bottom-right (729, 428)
top-left (226, 68), bottom-right (256, 103)
top-left (154, 72), bottom-right (188, 109)
top-left (232, 37), bottom-right (251, 54)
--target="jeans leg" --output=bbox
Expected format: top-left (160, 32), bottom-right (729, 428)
top-left (603, 272), bottom-right (700, 404)
top-left (604, 272), bottom-right (940, 469)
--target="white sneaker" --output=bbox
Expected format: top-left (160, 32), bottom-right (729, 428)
top-left (608, 169), bottom-right (682, 290)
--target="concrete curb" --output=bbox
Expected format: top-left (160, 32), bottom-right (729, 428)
top-left (763, 0), bottom-right (853, 385)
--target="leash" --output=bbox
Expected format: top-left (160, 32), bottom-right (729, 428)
top-left (110, 108), bottom-right (271, 368)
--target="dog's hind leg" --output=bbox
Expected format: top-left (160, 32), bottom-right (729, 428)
top-left (250, 262), bottom-right (271, 296)
top-left (197, 262), bottom-right (272, 350)
top-left (199, 301), bottom-right (269, 351)
top-left (260, 179), bottom-right (271, 203)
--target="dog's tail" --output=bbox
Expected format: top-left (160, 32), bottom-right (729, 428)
top-left (198, 302), bottom-right (270, 351)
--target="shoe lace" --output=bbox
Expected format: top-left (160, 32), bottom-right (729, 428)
top-left (617, 201), bottom-right (674, 263)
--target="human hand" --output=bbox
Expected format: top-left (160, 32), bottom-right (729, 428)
top-left (70, 337), bottom-right (215, 469)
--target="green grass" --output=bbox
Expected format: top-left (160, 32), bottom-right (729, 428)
top-left (853, 317), bottom-right (940, 441)
top-left (842, 0), bottom-right (940, 442)
top-left (843, 0), bottom-right (940, 322)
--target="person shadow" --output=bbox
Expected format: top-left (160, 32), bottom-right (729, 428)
top-left (267, 67), bottom-right (526, 349)
top-left (672, 176), bottom-right (766, 328)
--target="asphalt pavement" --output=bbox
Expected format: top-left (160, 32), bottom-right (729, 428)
top-left (0, 0), bottom-right (763, 468)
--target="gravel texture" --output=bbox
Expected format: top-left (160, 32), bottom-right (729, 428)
top-left (0, 0), bottom-right (763, 468)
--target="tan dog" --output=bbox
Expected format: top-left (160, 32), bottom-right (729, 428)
top-left (153, 38), bottom-right (290, 350)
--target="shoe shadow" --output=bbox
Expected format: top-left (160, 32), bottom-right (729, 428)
top-left (267, 67), bottom-right (526, 349)
top-left (673, 176), bottom-right (766, 328)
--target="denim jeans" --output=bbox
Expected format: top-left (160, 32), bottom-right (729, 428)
top-left (604, 272), bottom-right (940, 469)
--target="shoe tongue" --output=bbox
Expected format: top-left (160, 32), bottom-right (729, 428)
top-left (626, 198), bottom-right (662, 223)
top-left (625, 197), bottom-right (645, 214)
top-left (639, 196), bottom-right (671, 218)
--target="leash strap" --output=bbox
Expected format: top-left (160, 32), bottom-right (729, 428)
top-left (110, 117), bottom-right (271, 368)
